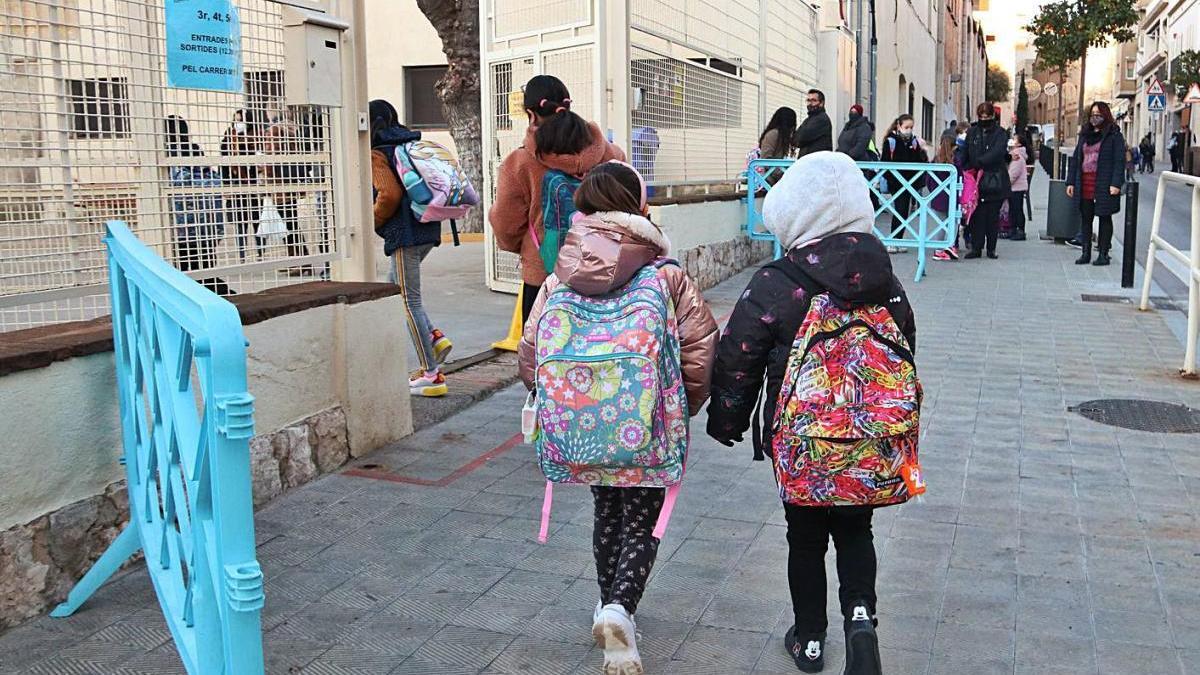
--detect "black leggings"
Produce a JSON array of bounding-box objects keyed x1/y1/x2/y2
[
  {"x1": 521, "y1": 282, "x2": 541, "y2": 325},
  {"x1": 1008, "y1": 190, "x2": 1027, "y2": 233},
  {"x1": 785, "y1": 504, "x2": 877, "y2": 634},
  {"x1": 890, "y1": 191, "x2": 914, "y2": 238},
  {"x1": 969, "y1": 199, "x2": 1003, "y2": 254},
  {"x1": 592, "y1": 486, "x2": 666, "y2": 614},
  {"x1": 1079, "y1": 199, "x2": 1114, "y2": 253}
]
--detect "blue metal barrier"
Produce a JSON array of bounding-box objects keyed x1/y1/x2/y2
[
  {"x1": 745, "y1": 159, "x2": 962, "y2": 281},
  {"x1": 51, "y1": 221, "x2": 264, "y2": 674}
]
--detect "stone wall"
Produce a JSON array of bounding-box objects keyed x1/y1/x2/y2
[
  {"x1": 0, "y1": 406, "x2": 351, "y2": 632},
  {"x1": 678, "y1": 235, "x2": 774, "y2": 291}
]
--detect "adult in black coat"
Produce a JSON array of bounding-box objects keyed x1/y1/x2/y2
[
  {"x1": 836, "y1": 104, "x2": 875, "y2": 161},
  {"x1": 963, "y1": 102, "x2": 1010, "y2": 259},
  {"x1": 792, "y1": 89, "x2": 833, "y2": 158},
  {"x1": 1066, "y1": 102, "x2": 1126, "y2": 266}
]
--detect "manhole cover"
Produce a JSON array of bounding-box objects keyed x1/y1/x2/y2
[{"x1": 1068, "y1": 399, "x2": 1200, "y2": 433}]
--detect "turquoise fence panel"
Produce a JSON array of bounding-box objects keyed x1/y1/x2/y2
[
  {"x1": 51, "y1": 221, "x2": 264, "y2": 674},
  {"x1": 745, "y1": 159, "x2": 962, "y2": 282}
]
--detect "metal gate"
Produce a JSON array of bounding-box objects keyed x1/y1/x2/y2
[
  {"x1": 480, "y1": 0, "x2": 605, "y2": 293},
  {"x1": 478, "y1": 0, "x2": 821, "y2": 292},
  {"x1": 0, "y1": 0, "x2": 362, "y2": 332}
]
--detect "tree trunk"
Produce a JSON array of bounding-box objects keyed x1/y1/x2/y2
[
  {"x1": 416, "y1": 0, "x2": 484, "y2": 234},
  {"x1": 1076, "y1": 50, "x2": 1088, "y2": 148}
]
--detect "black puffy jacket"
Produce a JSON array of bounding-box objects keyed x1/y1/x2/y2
[{"x1": 706, "y1": 233, "x2": 917, "y2": 458}]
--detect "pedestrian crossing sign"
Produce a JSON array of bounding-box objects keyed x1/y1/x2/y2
[{"x1": 1148, "y1": 78, "x2": 1167, "y2": 112}]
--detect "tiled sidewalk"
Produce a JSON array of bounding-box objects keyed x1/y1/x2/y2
[{"x1": 3, "y1": 225, "x2": 1199, "y2": 674}]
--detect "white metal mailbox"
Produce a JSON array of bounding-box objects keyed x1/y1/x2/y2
[{"x1": 283, "y1": 7, "x2": 348, "y2": 107}]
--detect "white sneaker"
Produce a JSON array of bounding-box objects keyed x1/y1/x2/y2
[
  {"x1": 593, "y1": 603, "x2": 643, "y2": 675},
  {"x1": 409, "y1": 370, "x2": 447, "y2": 397}
]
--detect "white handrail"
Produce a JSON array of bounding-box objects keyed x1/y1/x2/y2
[{"x1": 1139, "y1": 171, "x2": 1200, "y2": 378}]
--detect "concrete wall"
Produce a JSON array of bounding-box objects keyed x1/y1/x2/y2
[
  {"x1": 0, "y1": 295, "x2": 413, "y2": 534},
  {"x1": 363, "y1": 0, "x2": 456, "y2": 153},
  {"x1": 873, "y1": 0, "x2": 939, "y2": 141}
]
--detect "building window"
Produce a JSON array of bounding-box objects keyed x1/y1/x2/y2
[
  {"x1": 67, "y1": 77, "x2": 129, "y2": 139},
  {"x1": 1125, "y1": 58, "x2": 1136, "y2": 80},
  {"x1": 405, "y1": 65, "x2": 448, "y2": 129},
  {"x1": 922, "y1": 98, "x2": 934, "y2": 140}
]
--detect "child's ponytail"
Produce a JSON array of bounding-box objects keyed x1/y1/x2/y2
[{"x1": 524, "y1": 75, "x2": 593, "y2": 158}]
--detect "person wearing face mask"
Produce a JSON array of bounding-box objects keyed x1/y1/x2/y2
[
  {"x1": 792, "y1": 89, "x2": 833, "y2": 158},
  {"x1": 1065, "y1": 102, "x2": 1126, "y2": 266},
  {"x1": 880, "y1": 114, "x2": 928, "y2": 253},
  {"x1": 1006, "y1": 134, "x2": 1029, "y2": 241},
  {"x1": 837, "y1": 104, "x2": 875, "y2": 161},
  {"x1": 220, "y1": 110, "x2": 262, "y2": 261},
  {"x1": 963, "y1": 101, "x2": 1010, "y2": 259}
]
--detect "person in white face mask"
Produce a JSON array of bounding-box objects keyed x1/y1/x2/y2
[
  {"x1": 220, "y1": 109, "x2": 262, "y2": 260},
  {"x1": 879, "y1": 114, "x2": 929, "y2": 252}
]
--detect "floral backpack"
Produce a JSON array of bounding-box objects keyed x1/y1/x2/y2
[
  {"x1": 532, "y1": 260, "x2": 687, "y2": 542},
  {"x1": 771, "y1": 291, "x2": 924, "y2": 507},
  {"x1": 392, "y1": 139, "x2": 480, "y2": 223}
]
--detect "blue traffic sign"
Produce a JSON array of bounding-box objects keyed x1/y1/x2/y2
[{"x1": 1149, "y1": 93, "x2": 1167, "y2": 112}]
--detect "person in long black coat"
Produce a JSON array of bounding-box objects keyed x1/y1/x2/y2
[
  {"x1": 1066, "y1": 102, "x2": 1126, "y2": 266},
  {"x1": 963, "y1": 102, "x2": 1010, "y2": 259}
]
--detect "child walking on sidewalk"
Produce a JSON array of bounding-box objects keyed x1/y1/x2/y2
[
  {"x1": 707, "y1": 152, "x2": 921, "y2": 675},
  {"x1": 519, "y1": 162, "x2": 718, "y2": 674}
]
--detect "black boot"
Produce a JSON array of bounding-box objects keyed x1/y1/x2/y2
[
  {"x1": 1093, "y1": 251, "x2": 1111, "y2": 266},
  {"x1": 843, "y1": 604, "x2": 881, "y2": 675},
  {"x1": 1011, "y1": 230, "x2": 1027, "y2": 241},
  {"x1": 1075, "y1": 242, "x2": 1092, "y2": 265},
  {"x1": 785, "y1": 626, "x2": 826, "y2": 673}
]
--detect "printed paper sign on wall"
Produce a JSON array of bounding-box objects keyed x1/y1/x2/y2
[{"x1": 166, "y1": 0, "x2": 243, "y2": 92}]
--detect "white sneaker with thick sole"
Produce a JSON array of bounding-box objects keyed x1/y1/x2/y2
[{"x1": 593, "y1": 603, "x2": 642, "y2": 675}]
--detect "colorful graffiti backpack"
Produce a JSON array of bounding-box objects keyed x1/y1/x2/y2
[
  {"x1": 771, "y1": 292, "x2": 924, "y2": 507},
  {"x1": 532, "y1": 169, "x2": 582, "y2": 273},
  {"x1": 532, "y1": 260, "x2": 687, "y2": 542},
  {"x1": 392, "y1": 140, "x2": 480, "y2": 223}
]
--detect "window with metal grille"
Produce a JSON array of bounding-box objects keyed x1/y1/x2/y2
[
  {"x1": 922, "y1": 98, "x2": 934, "y2": 141},
  {"x1": 67, "y1": 77, "x2": 130, "y2": 139},
  {"x1": 405, "y1": 65, "x2": 448, "y2": 129}
]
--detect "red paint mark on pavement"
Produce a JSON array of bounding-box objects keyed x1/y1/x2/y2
[{"x1": 344, "y1": 432, "x2": 524, "y2": 487}]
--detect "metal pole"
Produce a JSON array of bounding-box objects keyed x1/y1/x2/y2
[
  {"x1": 868, "y1": 0, "x2": 877, "y2": 121},
  {"x1": 1122, "y1": 180, "x2": 1138, "y2": 288}
]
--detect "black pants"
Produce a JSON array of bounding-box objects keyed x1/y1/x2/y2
[
  {"x1": 226, "y1": 194, "x2": 262, "y2": 260},
  {"x1": 890, "y1": 190, "x2": 913, "y2": 238},
  {"x1": 1007, "y1": 190, "x2": 1027, "y2": 233},
  {"x1": 1079, "y1": 199, "x2": 1113, "y2": 253},
  {"x1": 1171, "y1": 151, "x2": 1183, "y2": 173},
  {"x1": 521, "y1": 282, "x2": 541, "y2": 325},
  {"x1": 784, "y1": 504, "x2": 877, "y2": 634},
  {"x1": 969, "y1": 199, "x2": 1003, "y2": 254},
  {"x1": 592, "y1": 486, "x2": 665, "y2": 614},
  {"x1": 277, "y1": 197, "x2": 309, "y2": 259}
]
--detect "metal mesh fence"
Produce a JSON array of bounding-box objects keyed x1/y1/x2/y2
[
  {"x1": 492, "y1": 0, "x2": 592, "y2": 41},
  {"x1": 0, "y1": 0, "x2": 341, "y2": 332},
  {"x1": 630, "y1": 44, "x2": 759, "y2": 185}
]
